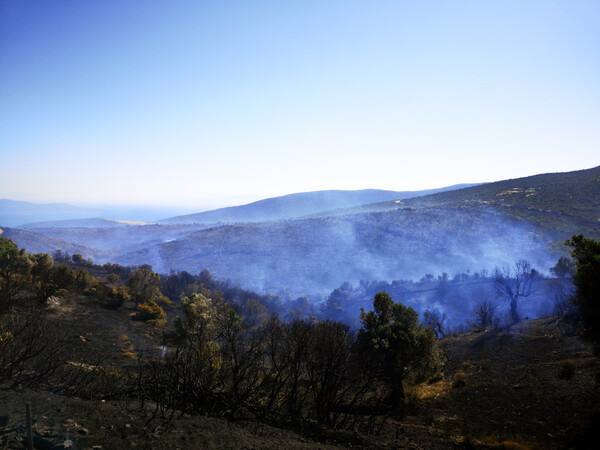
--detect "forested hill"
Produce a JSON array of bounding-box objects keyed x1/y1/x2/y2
[
  {"x1": 405, "y1": 165, "x2": 600, "y2": 208},
  {"x1": 404, "y1": 165, "x2": 600, "y2": 239},
  {"x1": 119, "y1": 206, "x2": 555, "y2": 296},
  {"x1": 158, "y1": 185, "x2": 479, "y2": 225},
  {"x1": 324, "y1": 166, "x2": 600, "y2": 239}
]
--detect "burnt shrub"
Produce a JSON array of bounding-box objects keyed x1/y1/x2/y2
[{"x1": 559, "y1": 360, "x2": 576, "y2": 380}]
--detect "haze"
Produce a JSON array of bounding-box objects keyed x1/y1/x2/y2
[{"x1": 1, "y1": 1, "x2": 599, "y2": 206}]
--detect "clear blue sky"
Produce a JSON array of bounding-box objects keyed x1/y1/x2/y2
[{"x1": 1, "y1": 0, "x2": 599, "y2": 207}]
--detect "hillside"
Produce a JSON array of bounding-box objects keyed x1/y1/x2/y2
[
  {"x1": 5, "y1": 223, "x2": 208, "y2": 255},
  {"x1": 1, "y1": 297, "x2": 597, "y2": 449},
  {"x1": 396, "y1": 166, "x2": 600, "y2": 239},
  {"x1": 5, "y1": 167, "x2": 597, "y2": 298},
  {"x1": 0, "y1": 227, "x2": 111, "y2": 261},
  {"x1": 305, "y1": 166, "x2": 600, "y2": 240},
  {"x1": 118, "y1": 205, "x2": 557, "y2": 296},
  {"x1": 158, "y1": 185, "x2": 479, "y2": 225}
]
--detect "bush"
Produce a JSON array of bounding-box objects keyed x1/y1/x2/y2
[
  {"x1": 558, "y1": 360, "x2": 576, "y2": 380},
  {"x1": 134, "y1": 301, "x2": 166, "y2": 323},
  {"x1": 101, "y1": 286, "x2": 131, "y2": 310},
  {"x1": 452, "y1": 370, "x2": 467, "y2": 388}
]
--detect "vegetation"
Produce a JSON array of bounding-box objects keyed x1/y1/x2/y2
[
  {"x1": 403, "y1": 165, "x2": 600, "y2": 240},
  {"x1": 493, "y1": 260, "x2": 538, "y2": 324},
  {"x1": 1, "y1": 236, "x2": 599, "y2": 448},
  {"x1": 567, "y1": 234, "x2": 600, "y2": 347},
  {"x1": 358, "y1": 292, "x2": 439, "y2": 407}
]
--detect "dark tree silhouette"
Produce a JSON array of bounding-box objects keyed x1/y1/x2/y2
[
  {"x1": 357, "y1": 292, "x2": 438, "y2": 408},
  {"x1": 493, "y1": 260, "x2": 537, "y2": 324},
  {"x1": 567, "y1": 235, "x2": 600, "y2": 346}
]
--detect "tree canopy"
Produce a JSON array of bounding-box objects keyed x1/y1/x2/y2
[
  {"x1": 567, "y1": 235, "x2": 600, "y2": 346},
  {"x1": 357, "y1": 292, "x2": 438, "y2": 408}
]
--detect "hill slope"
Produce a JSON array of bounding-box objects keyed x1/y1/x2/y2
[
  {"x1": 118, "y1": 205, "x2": 556, "y2": 296},
  {"x1": 159, "y1": 185, "x2": 479, "y2": 225},
  {"x1": 13, "y1": 223, "x2": 208, "y2": 255},
  {"x1": 395, "y1": 166, "x2": 600, "y2": 239},
  {"x1": 0, "y1": 227, "x2": 111, "y2": 261},
  {"x1": 1, "y1": 307, "x2": 596, "y2": 449}
]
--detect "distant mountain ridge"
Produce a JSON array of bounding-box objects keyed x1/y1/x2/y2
[
  {"x1": 21, "y1": 218, "x2": 153, "y2": 229},
  {"x1": 159, "y1": 185, "x2": 480, "y2": 225},
  {"x1": 0, "y1": 199, "x2": 102, "y2": 227},
  {"x1": 3, "y1": 166, "x2": 598, "y2": 297},
  {"x1": 0, "y1": 199, "x2": 202, "y2": 227}
]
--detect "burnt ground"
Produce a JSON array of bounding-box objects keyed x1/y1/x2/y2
[{"x1": 1, "y1": 296, "x2": 599, "y2": 449}]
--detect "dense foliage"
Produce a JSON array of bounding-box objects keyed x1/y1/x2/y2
[
  {"x1": 0, "y1": 238, "x2": 446, "y2": 432},
  {"x1": 358, "y1": 292, "x2": 438, "y2": 406},
  {"x1": 567, "y1": 235, "x2": 600, "y2": 346}
]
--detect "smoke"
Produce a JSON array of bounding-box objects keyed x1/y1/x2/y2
[{"x1": 113, "y1": 204, "x2": 560, "y2": 300}]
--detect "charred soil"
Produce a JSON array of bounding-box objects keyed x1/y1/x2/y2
[{"x1": 1, "y1": 297, "x2": 598, "y2": 449}]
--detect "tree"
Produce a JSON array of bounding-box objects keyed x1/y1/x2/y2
[
  {"x1": 493, "y1": 259, "x2": 537, "y2": 324},
  {"x1": 422, "y1": 308, "x2": 447, "y2": 338},
  {"x1": 128, "y1": 268, "x2": 168, "y2": 305},
  {"x1": 469, "y1": 300, "x2": 498, "y2": 330},
  {"x1": 174, "y1": 292, "x2": 217, "y2": 340},
  {"x1": 0, "y1": 238, "x2": 34, "y2": 306},
  {"x1": 305, "y1": 321, "x2": 353, "y2": 425},
  {"x1": 566, "y1": 235, "x2": 600, "y2": 346},
  {"x1": 549, "y1": 256, "x2": 575, "y2": 316},
  {"x1": 357, "y1": 292, "x2": 438, "y2": 408}
]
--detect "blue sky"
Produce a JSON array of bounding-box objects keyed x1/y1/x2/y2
[{"x1": 1, "y1": 0, "x2": 599, "y2": 207}]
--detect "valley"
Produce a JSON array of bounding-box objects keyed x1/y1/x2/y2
[{"x1": 2, "y1": 167, "x2": 597, "y2": 304}]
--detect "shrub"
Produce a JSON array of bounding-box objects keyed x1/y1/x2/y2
[
  {"x1": 558, "y1": 360, "x2": 576, "y2": 380},
  {"x1": 452, "y1": 370, "x2": 467, "y2": 388},
  {"x1": 134, "y1": 300, "x2": 166, "y2": 323}
]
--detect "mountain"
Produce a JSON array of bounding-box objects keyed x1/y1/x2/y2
[
  {"x1": 118, "y1": 206, "x2": 556, "y2": 296},
  {"x1": 400, "y1": 166, "x2": 600, "y2": 239},
  {"x1": 115, "y1": 167, "x2": 600, "y2": 295},
  {"x1": 0, "y1": 200, "x2": 206, "y2": 227},
  {"x1": 0, "y1": 227, "x2": 111, "y2": 261},
  {"x1": 0, "y1": 199, "x2": 102, "y2": 227},
  {"x1": 5, "y1": 167, "x2": 597, "y2": 297},
  {"x1": 158, "y1": 185, "x2": 480, "y2": 225},
  {"x1": 21, "y1": 218, "x2": 153, "y2": 229}
]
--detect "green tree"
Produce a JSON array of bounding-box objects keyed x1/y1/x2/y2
[
  {"x1": 0, "y1": 238, "x2": 34, "y2": 306},
  {"x1": 174, "y1": 292, "x2": 217, "y2": 340},
  {"x1": 567, "y1": 235, "x2": 600, "y2": 346},
  {"x1": 357, "y1": 292, "x2": 438, "y2": 408},
  {"x1": 128, "y1": 268, "x2": 168, "y2": 304}
]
